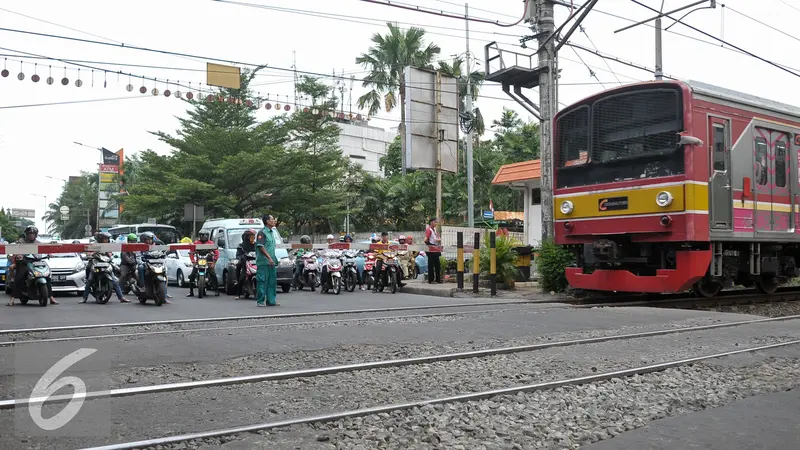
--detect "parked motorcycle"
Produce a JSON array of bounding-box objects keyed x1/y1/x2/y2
[
  {"x1": 86, "y1": 253, "x2": 114, "y2": 304},
  {"x1": 15, "y1": 254, "x2": 51, "y2": 307},
  {"x1": 294, "y1": 252, "x2": 319, "y2": 291},
  {"x1": 375, "y1": 251, "x2": 400, "y2": 294},
  {"x1": 193, "y1": 249, "x2": 219, "y2": 298},
  {"x1": 240, "y1": 251, "x2": 258, "y2": 299},
  {"x1": 320, "y1": 250, "x2": 343, "y2": 295},
  {"x1": 363, "y1": 252, "x2": 377, "y2": 291},
  {"x1": 133, "y1": 250, "x2": 168, "y2": 306},
  {"x1": 342, "y1": 250, "x2": 358, "y2": 292}
]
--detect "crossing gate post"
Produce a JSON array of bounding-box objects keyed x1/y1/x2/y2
[
  {"x1": 456, "y1": 232, "x2": 464, "y2": 291},
  {"x1": 490, "y1": 231, "x2": 497, "y2": 297},
  {"x1": 472, "y1": 232, "x2": 480, "y2": 293}
]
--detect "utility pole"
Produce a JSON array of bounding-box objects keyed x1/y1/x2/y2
[
  {"x1": 537, "y1": 0, "x2": 555, "y2": 241},
  {"x1": 614, "y1": 1, "x2": 713, "y2": 80},
  {"x1": 435, "y1": 71, "x2": 443, "y2": 231},
  {"x1": 465, "y1": 3, "x2": 475, "y2": 228}
]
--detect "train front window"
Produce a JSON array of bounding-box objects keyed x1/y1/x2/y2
[{"x1": 555, "y1": 86, "x2": 684, "y2": 188}]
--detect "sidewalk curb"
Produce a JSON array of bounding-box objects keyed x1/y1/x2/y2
[{"x1": 401, "y1": 285, "x2": 457, "y2": 297}]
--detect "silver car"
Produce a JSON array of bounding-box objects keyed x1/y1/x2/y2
[{"x1": 46, "y1": 252, "x2": 87, "y2": 294}]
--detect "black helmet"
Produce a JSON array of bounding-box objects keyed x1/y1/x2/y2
[
  {"x1": 300, "y1": 235, "x2": 311, "y2": 244},
  {"x1": 140, "y1": 232, "x2": 155, "y2": 243},
  {"x1": 198, "y1": 231, "x2": 210, "y2": 241},
  {"x1": 95, "y1": 232, "x2": 112, "y2": 244},
  {"x1": 24, "y1": 225, "x2": 38, "y2": 236}
]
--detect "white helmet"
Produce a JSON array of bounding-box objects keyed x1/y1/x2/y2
[
  {"x1": 419, "y1": 251, "x2": 426, "y2": 257},
  {"x1": 398, "y1": 235, "x2": 406, "y2": 240},
  {"x1": 327, "y1": 234, "x2": 334, "y2": 240}
]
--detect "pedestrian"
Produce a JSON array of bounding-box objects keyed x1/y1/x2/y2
[
  {"x1": 255, "y1": 214, "x2": 279, "y2": 307},
  {"x1": 424, "y1": 218, "x2": 442, "y2": 284}
]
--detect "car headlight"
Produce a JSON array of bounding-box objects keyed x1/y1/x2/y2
[
  {"x1": 184, "y1": 261, "x2": 192, "y2": 267},
  {"x1": 75, "y1": 262, "x2": 86, "y2": 272},
  {"x1": 560, "y1": 200, "x2": 574, "y2": 215},
  {"x1": 656, "y1": 191, "x2": 673, "y2": 207},
  {"x1": 279, "y1": 258, "x2": 292, "y2": 267}
]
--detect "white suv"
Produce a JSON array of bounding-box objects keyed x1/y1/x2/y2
[{"x1": 46, "y1": 252, "x2": 87, "y2": 295}]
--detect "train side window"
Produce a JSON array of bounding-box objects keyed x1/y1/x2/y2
[
  {"x1": 713, "y1": 125, "x2": 726, "y2": 171},
  {"x1": 755, "y1": 137, "x2": 768, "y2": 186},
  {"x1": 776, "y1": 139, "x2": 787, "y2": 188}
]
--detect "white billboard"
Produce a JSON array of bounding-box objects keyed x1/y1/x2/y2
[{"x1": 403, "y1": 66, "x2": 459, "y2": 173}]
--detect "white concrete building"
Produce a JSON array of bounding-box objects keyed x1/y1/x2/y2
[{"x1": 335, "y1": 119, "x2": 397, "y2": 176}]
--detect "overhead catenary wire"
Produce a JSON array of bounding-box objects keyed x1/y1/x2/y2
[
  {"x1": 723, "y1": 3, "x2": 800, "y2": 45},
  {"x1": 355, "y1": 0, "x2": 529, "y2": 27},
  {"x1": 629, "y1": 0, "x2": 800, "y2": 79}
]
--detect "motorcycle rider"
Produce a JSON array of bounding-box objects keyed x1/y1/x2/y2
[
  {"x1": 234, "y1": 229, "x2": 257, "y2": 299},
  {"x1": 187, "y1": 230, "x2": 219, "y2": 297},
  {"x1": 7, "y1": 225, "x2": 59, "y2": 306},
  {"x1": 81, "y1": 232, "x2": 129, "y2": 303},
  {"x1": 136, "y1": 231, "x2": 171, "y2": 304},
  {"x1": 119, "y1": 233, "x2": 139, "y2": 292},
  {"x1": 292, "y1": 235, "x2": 312, "y2": 290},
  {"x1": 373, "y1": 231, "x2": 406, "y2": 292},
  {"x1": 326, "y1": 234, "x2": 336, "y2": 245}
]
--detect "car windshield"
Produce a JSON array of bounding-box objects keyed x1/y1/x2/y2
[
  {"x1": 47, "y1": 253, "x2": 79, "y2": 258},
  {"x1": 178, "y1": 250, "x2": 190, "y2": 258},
  {"x1": 138, "y1": 226, "x2": 178, "y2": 244},
  {"x1": 227, "y1": 229, "x2": 287, "y2": 259}
]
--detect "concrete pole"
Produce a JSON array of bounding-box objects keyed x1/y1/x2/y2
[
  {"x1": 537, "y1": 0, "x2": 555, "y2": 241},
  {"x1": 435, "y1": 71, "x2": 443, "y2": 229},
  {"x1": 655, "y1": 17, "x2": 663, "y2": 79},
  {"x1": 465, "y1": 3, "x2": 475, "y2": 228}
]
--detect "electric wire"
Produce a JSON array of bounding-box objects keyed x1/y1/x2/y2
[
  {"x1": 723, "y1": 3, "x2": 800, "y2": 45},
  {"x1": 578, "y1": 25, "x2": 622, "y2": 84},
  {"x1": 776, "y1": 0, "x2": 800, "y2": 14},
  {"x1": 0, "y1": 95, "x2": 153, "y2": 110},
  {"x1": 567, "y1": 45, "x2": 605, "y2": 89},
  {"x1": 430, "y1": 0, "x2": 520, "y2": 20},
  {"x1": 629, "y1": 0, "x2": 800, "y2": 78},
  {"x1": 354, "y1": 0, "x2": 529, "y2": 27}
]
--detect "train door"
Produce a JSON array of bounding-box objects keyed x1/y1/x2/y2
[
  {"x1": 709, "y1": 118, "x2": 732, "y2": 229},
  {"x1": 754, "y1": 128, "x2": 791, "y2": 232}
]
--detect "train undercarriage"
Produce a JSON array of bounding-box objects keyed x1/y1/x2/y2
[{"x1": 567, "y1": 239, "x2": 800, "y2": 298}]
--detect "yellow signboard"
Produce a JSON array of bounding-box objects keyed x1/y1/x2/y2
[
  {"x1": 207, "y1": 63, "x2": 241, "y2": 89},
  {"x1": 100, "y1": 173, "x2": 116, "y2": 183}
]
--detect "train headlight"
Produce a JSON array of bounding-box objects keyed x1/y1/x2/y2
[
  {"x1": 656, "y1": 191, "x2": 673, "y2": 207},
  {"x1": 559, "y1": 200, "x2": 574, "y2": 215}
]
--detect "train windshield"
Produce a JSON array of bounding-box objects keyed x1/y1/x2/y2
[{"x1": 555, "y1": 85, "x2": 685, "y2": 188}]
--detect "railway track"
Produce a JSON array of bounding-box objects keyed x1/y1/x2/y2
[
  {"x1": 77, "y1": 338, "x2": 800, "y2": 450},
  {"x1": 566, "y1": 285, "x2": 800, "y2": 310},
  {"x1": 1, "y1": 313, "x2": 798, "y2": 450}
]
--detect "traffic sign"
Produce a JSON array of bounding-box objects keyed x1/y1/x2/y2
[
  {"x1": 482, "y1": 210, "x2": 494, "y2": 219},
  {"x1": 59, "y1": 206, "x2": 70, "y2": 215},
  {"x1": 84, "y1": 224, "x2": 92, "y2": 232},
  {"x1": 11, "y1": 208, "x2": 35, "y2": 218}
]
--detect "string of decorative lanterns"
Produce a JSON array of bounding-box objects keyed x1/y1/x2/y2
[{"x1": 0, "y1": 57, "x2": 370, "y2": 120}]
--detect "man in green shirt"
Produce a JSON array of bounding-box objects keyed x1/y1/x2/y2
[{"x1": 255, "y1": 214, "x2": 279, "y2": 307}]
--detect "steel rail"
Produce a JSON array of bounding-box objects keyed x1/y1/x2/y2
[
  {"x1": 80, "y1": 338, "x2": 800, "y2": 450},
  {"x1": 0, "y1": 300, "x2": 549, "y2": 335},
  {"x1": 4, "y1": 313, "x2": 799, "y2": 410},
  {"x1": 569, "y1": 289, "x2": 800, "y2": 309},
  {"x1": 0, "y1": 307, "x2": 529, "y2": 347}
]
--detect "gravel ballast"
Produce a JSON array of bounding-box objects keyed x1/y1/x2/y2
[
  {"x1": 2, "y1": 322, "x2": 798, "y2": 449},
  {"x1": 187, "y1": 354, "x2": 800, "y2": 450}
]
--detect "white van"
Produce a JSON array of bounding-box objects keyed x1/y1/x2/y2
[{"x1": 200, "y1": 218, "x2": 291, "y2": 294}]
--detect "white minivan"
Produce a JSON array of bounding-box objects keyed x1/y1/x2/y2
[{"x1": 199, "y1": 218, "x2": 292, "y2": 294}]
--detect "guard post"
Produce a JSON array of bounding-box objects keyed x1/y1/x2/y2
[
  {"x1": 456, "y1": 232, "x2": 464, "y2": 291},
  {"x1": 472, "y1": 232, "x2": 480, "y2": 293},
  {"x1": 490, "y1": 231, "x2": 497, "y2": 296}
]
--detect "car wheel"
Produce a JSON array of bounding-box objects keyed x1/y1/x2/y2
[{"x1": 177, "y1": 271, "x2": 185, "y2": 288}]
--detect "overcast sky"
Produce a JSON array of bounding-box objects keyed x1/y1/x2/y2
[{"x1": 0, "y1": 0, "x2": 795, "y2": 232}]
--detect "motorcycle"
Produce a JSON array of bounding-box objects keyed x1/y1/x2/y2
[
  {"x1": 295, "y1": 252, "x2": 319, "y2": 291},
  {"x1": 193, "y1": 249, "x2": 219, "y2": 298},
  {"x1": 363, "y1": 252, "x2": 377, "y2": 290},
  {"x1": 87, "y1": 253, "x2": 114, "y2": 304},
  {"x1": 133, "y1": 250, "x2": 168, "y2": 306},
  {"x1": 240, "y1": 251, "x2": 257, "y2": 299},
  {"x1": 321, "y1": 250, "x2": 343, "y2": 295},
  {"x1": 342, "y1": 250, "x2": 359, "y2": 292},
  {"x1": 397, "y1": 250, "x2": 414, "y2": 281},
  {"x1": 15, "y1": 254, "x2": 51, "y2": 307},
  {"x1": 375, "y1": 251, "x2": 400, "y2": 294}
]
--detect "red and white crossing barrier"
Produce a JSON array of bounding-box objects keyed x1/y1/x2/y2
[
  {"x1": 0, "y1": 243, "x2": 219, "y2": 254},
  {"x1": 0, "y1": 242, "x2": 471, "y2": 255}
]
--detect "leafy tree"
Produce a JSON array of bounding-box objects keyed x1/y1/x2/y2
[
  {"x1": 356, "y1": 23, "x2": 441, "y2": 172},
  {"x1": 0, "y1": 208, "x2": 33, "y2": 241},
  {"x1": 42, "y1": 173, "x2": 98, "y2": 239}
]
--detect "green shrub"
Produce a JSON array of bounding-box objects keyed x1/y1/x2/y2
[
  {"x1": 536, "y1": 240, "x2": 575, "y2": 292},
  {"x1": 479, "y1": 233, "x2": 520, "y2": 284}
]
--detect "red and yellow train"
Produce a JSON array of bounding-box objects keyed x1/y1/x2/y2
[{"x1": 554, "y1": 80, "x2": 800, "y2": 297}]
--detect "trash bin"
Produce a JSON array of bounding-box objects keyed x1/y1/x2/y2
[{"x1": 514, "y1": 245, "x2": 533, "y2": 281}]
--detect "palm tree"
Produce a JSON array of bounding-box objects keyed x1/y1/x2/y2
[
  {"x1": 437, "y1": 57, "x2": 486, "y2": 136},
  {"x1": 356, "y1": 23, "x2": 441, "y2": 172}
]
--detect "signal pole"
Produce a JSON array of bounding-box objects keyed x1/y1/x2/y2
[
  {"x1": 465, "y1": 3, "x2": 475, "y2": 228},
  {"x1": 537, "y1": 0, "x2": 555, "y2": 241}
]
